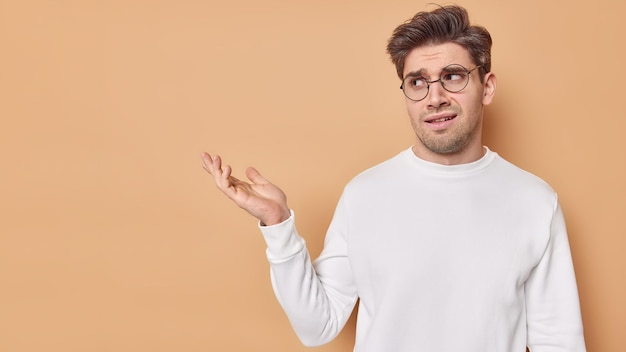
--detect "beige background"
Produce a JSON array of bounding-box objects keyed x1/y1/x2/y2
[{"x1": 0, "y1": 0, "x2": 624, "y2": 351}]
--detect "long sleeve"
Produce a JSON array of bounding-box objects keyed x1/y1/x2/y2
[
  {"x1": 259, "y1": 198, "x2": 358, "y2": 346},
  {"x1": 525, "y1": 200, "x2": 586, "y2": 351},
  {"x1": 255, "y1": 149, "x2": 587, "y2": 351}
]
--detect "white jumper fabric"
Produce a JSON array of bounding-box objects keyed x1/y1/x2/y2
[{"x1": 260, "y1": 147, "x2": 586, "y2": 352}]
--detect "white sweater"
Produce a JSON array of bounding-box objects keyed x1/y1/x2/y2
[{"x1": 260, "y1": 147, "x2": 586, "y2": 352}]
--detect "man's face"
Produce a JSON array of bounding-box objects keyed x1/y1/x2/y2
[{"x1": 402, "y1": 42, "x2": 496, "y2": 164}]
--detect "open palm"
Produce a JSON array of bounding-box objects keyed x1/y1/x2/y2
[{"x1": 201, "y1": 152, "x2": 291, "y2": 226}]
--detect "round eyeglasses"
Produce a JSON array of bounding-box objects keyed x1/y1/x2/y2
[{"x1": 400, "y1": 64, "x2": 482, "y2": 102}]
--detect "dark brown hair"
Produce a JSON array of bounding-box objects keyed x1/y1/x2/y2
[{"x1": 386, "y1": 5, "x2": 492, "y2": 82}]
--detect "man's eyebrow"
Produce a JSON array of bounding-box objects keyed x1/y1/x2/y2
[
  {"x1": 403, "y1": 69, "x2": 426, "y2": 79},
  {"x1": 404, "y1": 64, "x2": 469, "y2": 79},
  {"x1": 442, "y1": 65, "x2": 467, "y2": 73}
]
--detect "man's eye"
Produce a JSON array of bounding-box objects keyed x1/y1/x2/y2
[
  {"x1": 442, "y1": 73, "x2": 465, "y2": 82},
  {"x1": 410, "y1": 78, "x2": 426, "y2": 88}
]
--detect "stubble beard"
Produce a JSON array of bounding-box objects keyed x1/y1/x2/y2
[{"x1": 412, "y1": 108, "x2": 480, "y2": 155}]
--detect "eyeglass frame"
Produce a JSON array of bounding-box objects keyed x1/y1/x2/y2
[{"x1": 399, "y1": 64, "x2": 483, "y2": 102}]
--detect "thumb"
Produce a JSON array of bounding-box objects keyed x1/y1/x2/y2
[{"x1": 246, "y1": 167, "x2": 269, "y2": 185}]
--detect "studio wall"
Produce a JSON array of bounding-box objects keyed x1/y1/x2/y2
[{"x1": 1, "y1": 0, "x2": 624, "y2": 351}]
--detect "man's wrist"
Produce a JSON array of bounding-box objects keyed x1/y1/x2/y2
[{"x1": 260, "y1": 208, "x2": 291, "y2": 227}]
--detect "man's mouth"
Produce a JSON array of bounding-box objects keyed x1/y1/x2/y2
[
  {"x1": 427, "y1": 116, "x2": 455, "y2": 123},
  {"x1": 425, "y1": 113, "x2": 457, "y2": 123}
]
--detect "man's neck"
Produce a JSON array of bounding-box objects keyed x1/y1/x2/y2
[{"x1": 411, "y1": 144, "x2": 486, "y2": 165}]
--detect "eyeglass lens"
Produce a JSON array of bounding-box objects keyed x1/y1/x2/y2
[{"x1": 401, "y1": 64, "x2": 475, "y2": 101}]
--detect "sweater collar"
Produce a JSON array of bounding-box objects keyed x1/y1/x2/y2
[{"x1": 405, "y1": 146, "x2": 497, "y2": 176}]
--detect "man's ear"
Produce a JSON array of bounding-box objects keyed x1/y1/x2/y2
[{"x1": 482, "y1": 72, "x2": 496, "y2": 105}]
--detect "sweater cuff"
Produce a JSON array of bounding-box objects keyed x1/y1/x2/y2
[{"x1": 258, "y1": 209, "x2": 305, "y2": 261}]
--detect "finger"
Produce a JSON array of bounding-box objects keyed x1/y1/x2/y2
[
  {"x1": 209, "y1": 155, "x2": 224, "y2": 180},
  {"x1": 222, "y1": 164, "x2": 232, "y2": 181},
  {"x1": 218, "y1": 166, "x2": 244, "y2": 199},
  {"x1": 203, "y1": 153, "x2": 231, "y2": 197},
  {"x1": 201, "y1": 153, "x2": 223, "y2": 178},
  {"x1": 201, "y1": 152, "x2": 214, "y2": 174},
  {"x1": 212, "y1": 154, "x2": 222, "y2": 171},
  {"x1": 246, "y1": 167, "x2": 269, "y2": 185},
  {"x1": 214, "y1": 163, "x2": 232, "y2": 191}
]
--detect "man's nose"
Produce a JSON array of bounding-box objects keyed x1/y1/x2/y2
[{"x1": 426, "y1": 80, "x2": 450, "y2": 108}]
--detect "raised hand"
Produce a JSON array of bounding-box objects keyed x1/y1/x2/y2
[{"x1": 201, "y1": 152, "x2": 291, "y2": 226}]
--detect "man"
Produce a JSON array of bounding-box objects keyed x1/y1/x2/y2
[{"x1": 202, "y1": 5, "x2": 586, "y2": 351}]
